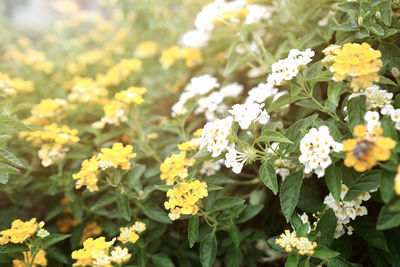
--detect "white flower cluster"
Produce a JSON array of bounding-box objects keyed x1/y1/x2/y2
[
  {"x1": 200, "y1": 159, "x2": 224, "y2": 176},
  {"x1": 364, "y1": 111, "x2": 381, "y2": 133},
  {"x1": 195, "y1": 82, "x2": 243, "y2": 121},
  {"x1": 299, "y1": 126, "x2": 342, "y2": 178},
  {"x1": 267, "y1": 48, "x2": 315, "y2": 86},
  {"x1": 323, "y1": 184, "x2": 371, "y2": 238},
  {"x1": 300, "y1": 212, "x2": 312, "y2": 234},
  {"x1": 171, "y1": 75, "x2": 219, "y2": 117},
  {"x1": 181, "y1": 0, "x2": 271, "y2": 49},
  {"x1": 200, "y1": 116, "x2": 233, "y2": 157},
  {"x1": 224, "y1": 145, "x2": 249, "y2": 173},
  {"x1": 348, "y1": 85, "x2": 393, "y2": 112},
  {"x1": 246, "y1": 82, "x2": 282, "y2": 104},
  {"x1": 229, "y1": 102, "x2": 270, "y2": 130}
]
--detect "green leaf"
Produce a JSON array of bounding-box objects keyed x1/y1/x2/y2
[
  {"x1": 0, "y1": 244, "x2": 29, "y2": 253},
  {"x1": 377, "y1": 0, "x2": 392, "y2": 26},
  {"x1": 313, "y1": 245, "x2": 340, "y2": 260},
  {"x1": 338, "y1": 2, "x2": 360, "y2": 19},
  {"x1": 230, "y1": 224, "x2": 241, "y2": 248},
  {"x1": 377, "y1": 200, "x2": 400, "y2": 230},
  {"x1": 325, "y1": 164, "x2": 342, "y2": 203},
  {"x1": 224, "y1": 246, "x2": 242, "y2": 267},
  {"x1": 316, "y1": 209, "x2": 337, "y2": 247},
  {"x1": 347, "y1": 95, "x2": 366, "y2": 131},
  {"x1": 0, "y1": 162, "x2": 20, "y2": 174},
  {"x1": 43, "y1": 234, "x2": 71, "y2": 248},
  {"x1": 267, "y1": 94, "x2": 297, "y2": 112},
  {"x1": 327, "y1": 258, "x2": 355, "y2": 267},
  {"x1": 224, "y1": 53, "x2": 252, "y2": 75},
  {"x1": 379, "y1": 170, "x2": 395, "y2": 204},
  {"x1": 370, "y1": 25, "x2": 384, "y2": 36},
  {"x1": 237, "y1": 204, "x2": 263, "y2": 223},
  {"x1": 379, "y1": 76, "x2": 397, "y2": 86},
  {"x1": 210, "y1": 197, "x2": 245, "y2": 212},
  {"x1": 141, "y1": 202, "x2": 171, "y2": 224},
  {"x1": 117, "y1": 194, "x2": 131, "y2": 221},
  {"x1": 259, "y1": 162, "x2": 278, "y2": 194},
  {"x1": 285, "y1": 254, "x2": 299, "y2": 267},
  {"x1": 280, "y1": 171, "x2": 303, "y2": 222},
  {"x1": 200, "y1": 231, "x2": 217, "y2": 267},
  {"x1": 258, "y1": 130, "x2": 293, "y2": 144},
  {"x1": 193, "y1": 146, "x2": 211, "y2": 160},
  {"x1": 188, "y1": 216, "x2": 199, "y2": 248},
  {"x1": 0, "y1": 115, "x2": 31, "y2": 131},
  {"x1": 151, "y1": 253, "x2": 175, "y2": 267},
  {"x1": 353, "y1": 217, "x2": 388, "y2": 252},
  {"x1": 344, "y1": 170, "x2": 380, "y2": 201},
  {"x1": 327, "y1": 82, "x2": 344, "y2": 107},
  {"x1": 0, "y1": 173, "x2": 8, "y2": 184},
  {"x1": 89, "y1": 194, "x2": 116, "y2": 211},
  {"x1": 0, "y1": 148, "x2": 23, "y2": 168}
]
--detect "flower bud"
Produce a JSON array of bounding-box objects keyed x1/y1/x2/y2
[
  {"x1": 358, "y1": 17, "x2": 363, "y2": 26},
  {"x1": 392, "y1": 67, "x2": 400, "y2": 77},
  {"x1": 375, "y1": 11, "x2": 381, "y2": 19}
]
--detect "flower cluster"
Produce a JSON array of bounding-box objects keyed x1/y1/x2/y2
[
  {"x1": 348, "y1": 85, "x2": 393, "y2": 112},
  {"x1": 299, "y1": 126, "x2": 342, "y2": 177},
  {"x1": 23, "y1": 98, "x2": 70, "y2": 126},
  {"x1": 19, "y1": 123, "x2": 80, "y2": 167},
  {"x1": 93, "y1": 86, "x2": 147, "y2": 128},
  {"x1": 200, "y1": 116, "x2": 233, "y2": 157},
  {"x1": 95, "y1": 57, "x2": 142, "y2": 87},
  {"x1": 324, "y1": 184, "x2": 371, "y2": 238},
  {"x1": 134, "y1": 40, "x2": 159, "y2": 58},
  {"x1": 0, "y1": 218, "x2": 44, "y2": 245},
  {"x1": 164, "y1": 180, "x2": 208, "y2": 220},
  {"x1": 73, "y1": 143, "x2": 136, "y2": 192},
  {"x1": 72, "y1": 236, "x2": 131, "y2": 267},
  {"x1": 229, "y1": 102, "x2": 270, "y2": 130},
  {"x1": 68, "y1": 77, "x2": 108, "y2": 104},
  {"x1": 395, "y1": 165, "x2": 400, "y2": 196},
  {"x1": 118, "y1": 221, "x2": 146, "y2": 244},
  {"x1": 159, "y1": 46, "x2": 203, "y2": 69},
  {"x1": 275, "y1": 230, "x2": 317, "y2": 255},
  {"x1": 329, "y1": 43, "x2": 382, "y2": 92},
  {"x1": 80, "y1": 221, "x2": 102, "y2": 244},
  {"x1": 343, "y1": 125, "x2": 396, "y2": 172},
  {"x1": 0, "y1": 72, "x2": 34, "y2": 96},
  {"x1": 171, "y1": 74, "x2": 220, "y2": 117},
  {"x1": 267, "y1": 48, "x2": 315, "y2": 86},
  {"x1": 160, "y1": 151, "x2": 196, "y2": 185},
  {"x1": 13, "y1": 250, "x2": 47, "y2": 267}
]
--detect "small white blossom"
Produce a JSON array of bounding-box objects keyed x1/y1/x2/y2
[
  {"x1": 200, "y1": 116, "x2": 233, "y2": 157},
  {"x1": 229, "y1": 102, "x2": 270, "y2": 130}
]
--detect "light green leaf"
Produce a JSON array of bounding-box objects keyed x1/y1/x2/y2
[{"x1": 257, "y1": 130, "x2": 293, "y2": 144}]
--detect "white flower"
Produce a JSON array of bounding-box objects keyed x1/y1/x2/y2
[
  {"x1": 391, "y1": 109, "x2": 400, "y2": 122},
  {"x1": 381, "y1": 104, "x2": 394, "y2": 115},
  {"x1": 37, "y1": 228, "x2": 50, "y2": 238},
  {"x1": 246, "y1": 82, "x2": 279, "y2": 104},
  {"x1": 229, "y1": 102, "x2": 269, "y2": 130},
  {"x1": 224, "y1": 145, "x2": 248, "y2": 173},
  {"x1": 186, "y1": 75, "x2": 219, "y2": 96},
  {"x1": 245, "y1": 5, "x2": 271, "y2": 24},
  {"x1": 200, "y1": 159, "x2": 224, "y2": 176},
  {"x1": 220, "y1": 82, "x2": 244, "y2": 98},
  {"x1": 201, "y1": 116, "x2": 233, "y2": 157},
  {"x1": 181, "y1": 29, "x2": 210, "y2": 49}
]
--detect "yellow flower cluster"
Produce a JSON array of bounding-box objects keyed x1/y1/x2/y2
[
  {"x1": 73, "y1": 143, "x2": 136, "y2": 192},
  {"x1": 134, "y1": 41, "x2": 159, "y2": 58},
  {"x1": 92, "y1": 86, "x2": 147, "y2": 129},
  {"x1": 95, "y1": 57, "x2": 142, "y2": 87},
  {"x1": 72, "y1": 236, "x2": 131, "y2": 267},
  {"x1": 114, "y1": 86, "x2": 147, "y2": 105},
  {"x1": 275, "y1": 230, "x2": 317, "y2": 255},
  {"x1": 67, "y1": 77, "x2": 108, "y2": 104},
  {"x1": 23, "y1": 98, "x2": 70, "y2": 126},
  {"x1": 343, "y1": 125, "x2": 396, "y2": 172},
  {"x1": 13, "y1": 250, "x2": 47, "y2": 267},
  {"x1": 178, "y1": 129, "x2": 203, "y2": 152},
  {"x1": 395, "y1": 165, "x2": 400, "y2": 196},
  {"x1": 80, "y1": 221, "x2": 102, "y2": 245},
  {"x1": 19, "y1": 124, "x2": 80, "y2": 167},
  {"x1": 164, "y1": 180, "x2": 208, "y2": 220},
  {"x1": 4, "y1": 41, "x2": 53, "y2": 74},
  {"x1": 117, "y1": 221, "x2": 146, "y2": 244},
  {"x1": 160, "y1": 151, "x2": 196, "y2": 185},
  {"x1": 330, "y1": 43, "x2": 382, "y2": 92},
  {"x1": 0, "y1": 218, "x2": 44, "y2": 245},
  {"x1": 160, "y1": 46, "x2": 203, "y2": 69},
  {"x1": 0, "y1": 72, "x2": 34, "y2": 96}
]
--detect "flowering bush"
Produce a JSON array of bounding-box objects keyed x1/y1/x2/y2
[{"x1": 1, "y1": 0, "x2": 400, "y2": 266}]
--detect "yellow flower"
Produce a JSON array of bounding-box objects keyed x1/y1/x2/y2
[
  {"x1": 395, "y1": 165, "x2": 400, "y2": 196},
  {"x1": 164, "y1": 180, "x2": 208, "y2": 220},
  {"x1": 72, "y1": 236, "x2": 115, "y2": 266},
  {"x1": 0, "y1": 73, "x2": 34, "y2": 96},
  {"x1": 114, "y1": 86, "x2": 147, "y2": 105},
  {"x1": 343, "y1": 125, "x2": 396, "y2": 172},
  {"x1": 160, "y1": 46, "x2": 182, "y2": 69},
  {"x1": 23, "y1": 98, "x2": 69, "y2": 126},
  {"x1": 68, "y1": 77, "x2": 108, "y2": 104},
  {"x1": 160, "y1": 152, "x2": 196, "y2": 185},
  {"x1": 211, "y1": 8, "x2": 249, "y2": 25},
  {"x1": 13, "y1": 250, "x2": 47, "y2": 267},
  {"x1": 134, "y1": 41, "x2": 159, "y2": 58},
  {"x1": 80, "y1": 221, "x2": 102, "y2": 245},
  {"x1": 73, "y1": 156, "x2": 101, "y2": 192},
  {"x1": 110, "y1": 246, "x2": 131, "y2": 265},
  {"x1": 95, "y1": 58, "x2": 142, "y2": 87},
  {"x1": 98, "y1": 143, "x2": 136, "y2": 170},
  {"x1": 118, "y1": 227, "x2": 139, "y2": 244},
  {"x1": 178, "y1": 138, "x2": 201, "y2": 151},
  {"x1": 182, "y1": 48, "x2": 203, "y2": 68},
  {"x1": 92, "y1": 100, "x2": 129, "y2": 129},
  {"x1": 330, "y1": 43, "x2": 382, "y2": 92},
  {"x1": 275, "y1": 230, "x2": 297, "y2": 252},
  {"x1": 0, "y1": 218, "x2": 43, "y2": 245}
]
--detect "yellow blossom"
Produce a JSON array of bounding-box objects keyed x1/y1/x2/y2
[
  {"x1": 164, "y1": 180, "x2": 208, "y2": 220},
  {"x1": 68, "y1": 77, "x2": 108, "y2": 104},
  {"x1": 395, "y1": 165, "x2": 400, "y2": 196},
  {"x1": 13, "y1": 250, "x2": 47, "y2": 267},
  {"x1": 118, "y1": 227, "x2": 139, "y2": 244},
  {"x1": 295, "y1": 237, "x2": 317, "y2": 255},
  {"x1": 110, "y1": 246, "x2": 131, "y2": 265},
  {"x1": 98, "y1": 143, "x2": 136, "y2": 170},
  {"x1": 275, "y1": 230, "x2": 297, "y2": 252},
  {"x1": 23, "y1": 98, "x2": 69, "y2": 126},
  {"x1": 160, "y1": 152, "x2": 196, "y2": 185},
  {"x1": 330, "y1": 43, "x2": 382, "y2": 92},
  {"x1": 73, "y1": 156, "x2": 101, "y2": 192},
  {"x1": 160, "y1": 46, "x2": 182, "y2": 69},
  {"x1": 343, "y1": 125, "x2": 396, "y2": 172},
  {"x1": 72, "y1": 236, "x2": 115, "y2": 266},
  {"x1": 182, "y1": 47, "x2": 203, "y2": 68},
  {"x1": 134, "y1": 41, "x2": 159, "y2": 58},
  {"x1": 114, "y1": 86, "x2": 147, "y2": 105},
  {"x1": 95, "y1": 58, "x2": 142, "y2": 87},
  {"x1": 178, "y1": 138, "x2": 201, "y2": 151},
  {"x1": 0, "y1": 218, "x2": 43, "y2": 245}
]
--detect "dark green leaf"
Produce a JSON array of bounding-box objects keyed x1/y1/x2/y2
[
  {"x1": 259, "y1": 162, "x2": 278, "y2": 194},
  {"x1": 151, "y1": 253, "x2": 175, "y2": 267},
  {"x1": 0, "y1": 244, "x2": 29, "y2": 253},
  {"x1": 117, "y1": 194, "x2": 131, "y2": 221},
  {"x1": 200, "y1": 231, "x2": 217, "y2": 267},
  {"x1": 316, "y1": 209, "x2": 337, "y2": 246},
  {"x1": 188, "y1": 216, "x2": 199, "y2": 248},
  {"x1": 210, "y1": 197, "x2": 245, "y2": 212},
  {"x1": 43, "y1": 234, "x2": 71, "y2": 248},
  {"x1": 237, "y1": 204, "x2": 263, "y2": 223},
  {"x1": 285, "y1": 254, "x2": 299, "y2": 267},
  {"x1": 344, "y1": 170, "x2": 380, "y2": 201},
  {"x1": 325, "y1": 164, "x2": 343, "y2": 203},
  {"x1": 347, "y1": 95, "x2": 366, "y2": 131},
  {"x1": 141, "y1": 202, "x2": 171, "y2": 224},
  {"x1": 280, "y1": 171, "x2": 303, "y2": 222},
  {"x1": 313, "y1": 245, "x2": 340, "y2": 260}
]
